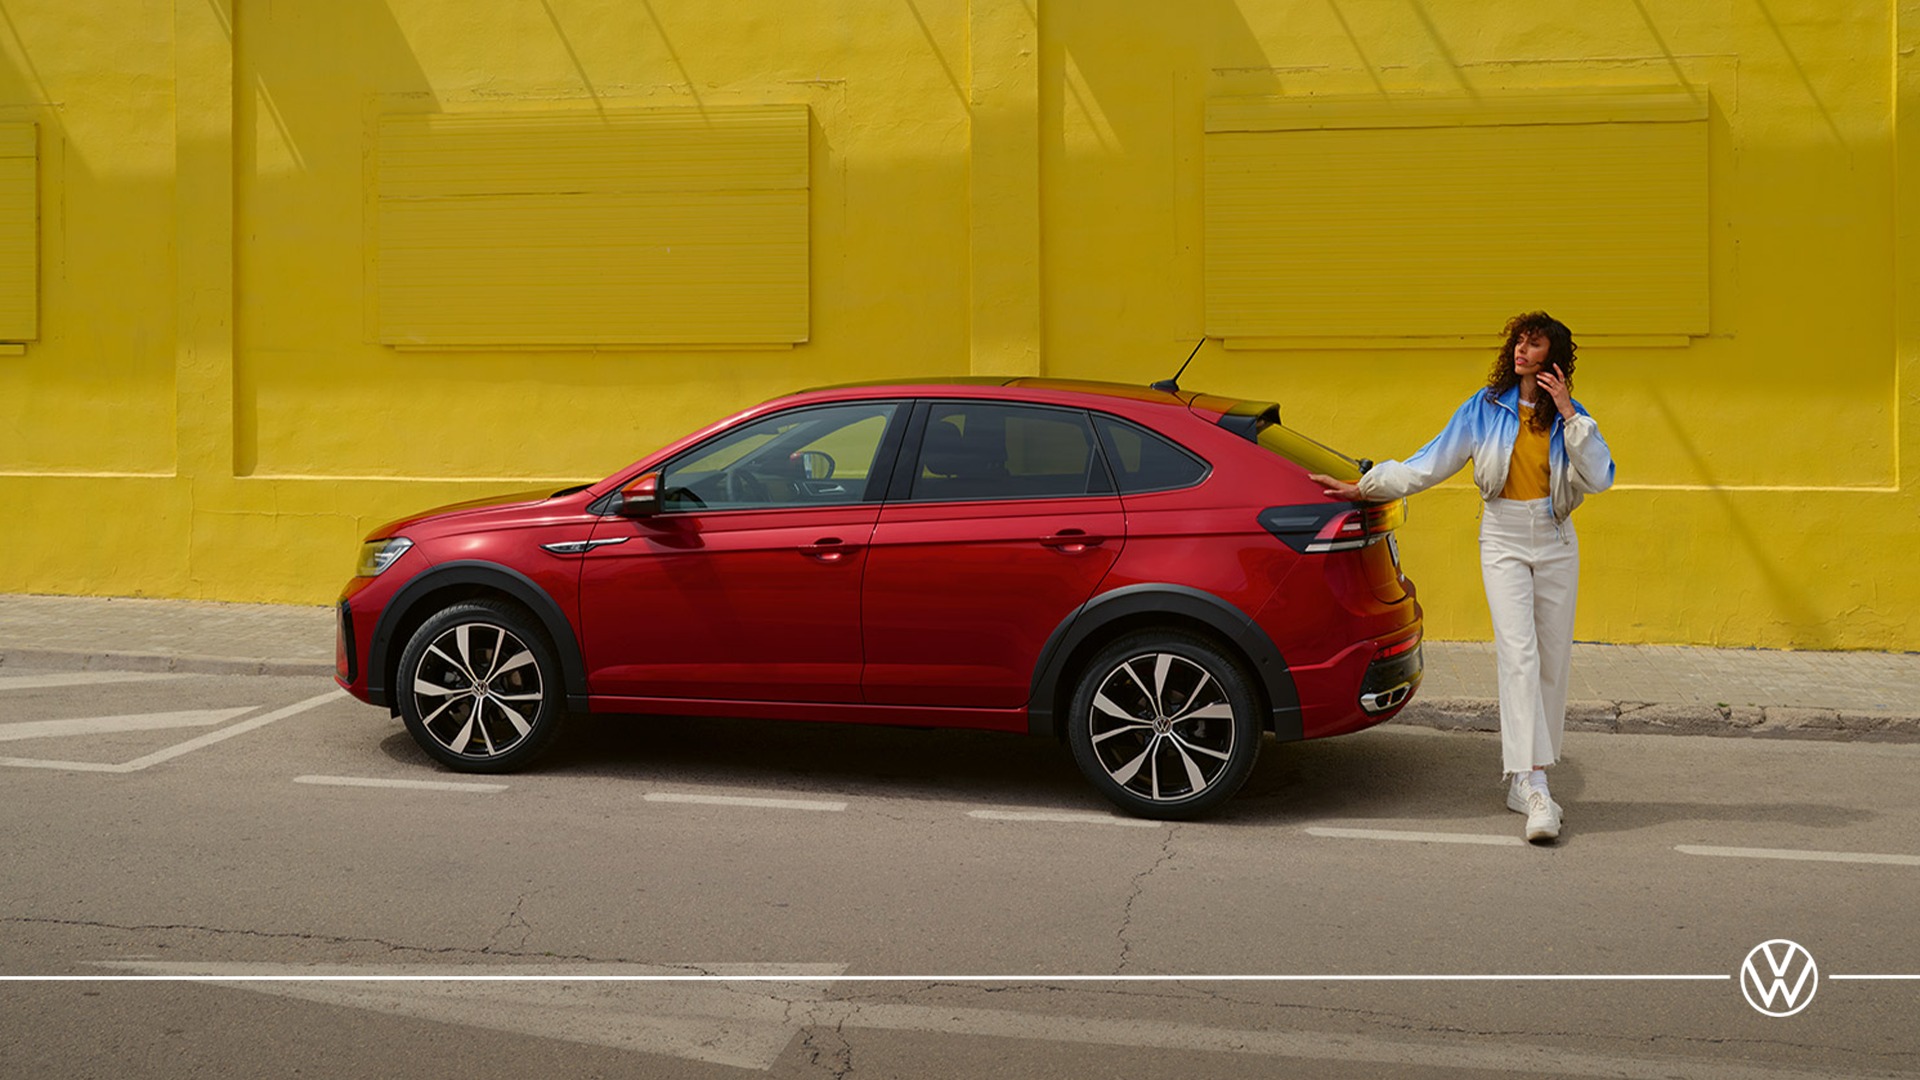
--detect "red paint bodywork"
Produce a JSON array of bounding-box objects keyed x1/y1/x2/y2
[{"x1": 335, "y1": 380, "x2": 1422, "y2": 745}]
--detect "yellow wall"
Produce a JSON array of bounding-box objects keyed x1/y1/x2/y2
[{"x1": 0, "y1": 0, "x2": 1914, "y2": 650}]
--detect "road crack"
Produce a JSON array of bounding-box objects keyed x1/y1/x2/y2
[
  {"x1": 5, "y1": 914, "x2": 615, "y2": 964},
  {"x1": 1116, "y1": 825, "x2": 1178, "y2": 974},
  {"x1": 482, "y1": 892, "x2": 534, "y2": 954},
  {"x1": 794, "y1": 1009, "x2": 855, "y2": 1079}
]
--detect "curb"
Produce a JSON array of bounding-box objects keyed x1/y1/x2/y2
[
  {"x1": 4, "y1": 649, "x2": 1917, "y2": 743},
  {"x1": 0, "y1": 648, "x2": 334, "y2": 679},
  {"x1": 1396, "y1": 696, "x2": 1920, "y2": 743}
]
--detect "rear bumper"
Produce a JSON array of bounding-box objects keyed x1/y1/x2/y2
[
  {"x1": 1358, "y1": 641, "x2": 1424, "y2": 716},
  {"x1": 1278, "y1": 620, "x2": 1424, "y2": 741}
]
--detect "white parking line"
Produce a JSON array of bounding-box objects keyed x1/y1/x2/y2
[
  {"x1": 0, "y1": 672, "x2": 185, "y2": 692},
  {"x1": 116, "y1": 690, "x2": 344, "y2": 771},
  {"x1": 295, "y1": 775, "x2": 507, "y2": 793},
  {"x1": 0, "y1": 755, "x2": 126, "y2": 773},
  {"x1": 643, "y1": 792, "x2": 847, "y2": 812},
  {"x1": 1307, "y1": 826, "x2": 1524, "y2": 847},
  {"x1": 0, "y1": 707, "x2": 254, "y2": 743},
  {"x1": 968, "y1": 809, "x2": 1163, "y2": 828},
  {"x1": 1675, "y1": 844, "x2": 1920, "y2": 867},
  {"x1": 0, "y1": 689, "x2": 343, "y2": 773}
]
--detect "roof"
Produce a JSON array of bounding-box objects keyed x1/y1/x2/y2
[{"x1": 800, "y1": 375, "x2": 1198, "y2": 407}]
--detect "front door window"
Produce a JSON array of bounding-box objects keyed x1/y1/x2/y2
[{"x1": 660, "y1": 402, "x2": 898, "y2": 511}]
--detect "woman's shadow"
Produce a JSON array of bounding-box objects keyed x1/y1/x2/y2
[{"x1": 1220, "y1": 726, "x2": 1874, "y2": 836}]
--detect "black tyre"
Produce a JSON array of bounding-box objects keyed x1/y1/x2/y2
[
  {"x1": 1066, "y1": 630, "x2": 1261, "y2": 819},
  {"x1": 396, "y1": 600, "x2": 566, "y2": 773}
]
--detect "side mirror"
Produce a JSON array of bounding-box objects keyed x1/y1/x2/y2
[
  {"x1": 795, "y1": 450, "x2": 836, "y2": 480},
  {"x1": 616, "y1": 472, "x2": 662, "y2": 518}
]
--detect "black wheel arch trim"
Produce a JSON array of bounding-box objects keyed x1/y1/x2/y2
[
  {"x1": 1027, "y1": 584, "x2": 1302, "y2": 741},
  {"x1": 366, "y1": 561, "x2": 589, "y2": 712}
]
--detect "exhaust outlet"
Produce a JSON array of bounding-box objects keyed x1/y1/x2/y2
[{"x1": 1359, "y1": 682, "x2": 1412, "y2": 715}]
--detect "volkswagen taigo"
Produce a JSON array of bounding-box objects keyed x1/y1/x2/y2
[{"x1": 335, "y1": 379, "x2": 1423, "y2": 819}]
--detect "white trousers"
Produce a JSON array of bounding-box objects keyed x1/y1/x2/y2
[{"x1": 1478, "y1": 497, "x2": 1579, "y2": 776}]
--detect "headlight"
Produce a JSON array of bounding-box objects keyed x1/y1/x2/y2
[{"x1": 355, "y1": 537, "x2": 414, "y2": 577}]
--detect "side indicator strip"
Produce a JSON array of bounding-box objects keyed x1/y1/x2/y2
[{"x1": 540, "y1": 537, "x2": 630, "y2": 556}]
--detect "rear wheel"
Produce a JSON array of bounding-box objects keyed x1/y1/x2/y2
[
  {"x1": 1066, "y1": 630, "x2": 1261, "y2": 819},
  {"x1": 396, "y1": 600, "x2": 566, "y2": 773}
]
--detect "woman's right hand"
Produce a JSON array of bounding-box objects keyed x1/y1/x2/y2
[{"x1": 1307, "y1": 473, "x2": 1364, "y2": 501}]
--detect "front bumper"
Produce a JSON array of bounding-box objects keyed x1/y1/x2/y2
[{"x1": 333, "y1": 573, "x2": 392, "y2": 706}]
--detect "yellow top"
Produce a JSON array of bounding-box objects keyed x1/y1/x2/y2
[{"x1": 1500, "y1": 401, "x2": 1552, "y2": 500}]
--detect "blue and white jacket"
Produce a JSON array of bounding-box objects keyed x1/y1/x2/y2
[{"x1": 1355, "y1": 383, "x2": 1616, "y2": 524}]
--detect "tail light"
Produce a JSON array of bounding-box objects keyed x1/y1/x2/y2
[
  {"x1": 1259, "y1": 499, "x2": 1405, "y2": 554},
  {"x1": 1374, "y1": 629, "x2": 1421, "y2": 660}
]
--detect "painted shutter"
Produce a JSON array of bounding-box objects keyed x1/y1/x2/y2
[
  {"x1": 377, "y1": 105, "x2": 808, "y2": 347},
  {"x1": 1205, "y1": 89, "x2": 1708, "y2": 345},
  {"x1": 0, "y1": 123, "x2": 36, "y2": 342}
]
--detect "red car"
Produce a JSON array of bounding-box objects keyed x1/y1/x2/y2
[{"x1": 335, "y1": 379, "x2": 1422, "y2": 819}]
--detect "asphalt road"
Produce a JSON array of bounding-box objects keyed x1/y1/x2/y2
[{"x1": 2, "y1": 666, "x2": 1916, "y2": 1079}]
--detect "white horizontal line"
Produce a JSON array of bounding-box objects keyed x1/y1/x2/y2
[
  {"x1": 643, "y1": 792, "x2": 846, "y2": 812},
  {"x1": 1675, "y1": 845, "x2": 1920, "y2": 867},
  {"x1": 294, "y1": 775, "x2": 507, "y2": 793},
  {"x1": 4, "y1": 973, "x2": 1734, "y2": 983},
  {"x1": 1829, "y1": 974, "x2": 1920, "y2": 980},
  {"x1": 968, "y1": 810, "x2": 1163, "y2": 828},
  {"x1": 0, "y1": 707, "x2": 254, "y2": 743},
  {"x1": 0, "y1": 756, "x2": 127, "y2": 772},
  {"x1": 0, "y1": 672, "x2": 184, "y2": 692},
  {"x1": 1308, "y1": 826, "x2": 1523, "y2": 847}
]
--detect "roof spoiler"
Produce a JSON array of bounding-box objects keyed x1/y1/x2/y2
[{"x1": 1215, "y1": 400, "x2": 1280, "y2": 443}]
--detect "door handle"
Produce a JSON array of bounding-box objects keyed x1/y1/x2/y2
[
  {"x1": 799, "y1": 538, "x2": 857, "y2": 563},
  {"x1": 1039, "y1": 529, "x2": 1104, "y2": 554}
]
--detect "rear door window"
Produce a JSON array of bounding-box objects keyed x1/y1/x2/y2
[
  {"x1": 908, "y1": 402, "x2": 1107, "y2": 502},
  {"x1": 1092, "y1": 416, "x2": 1209, "y2": 493}
]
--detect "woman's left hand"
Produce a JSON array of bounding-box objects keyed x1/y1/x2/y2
[
  {"x1": 1537, "y1": 364, "x2": 1576, "y2": 419},
  {"x1": 1307, "y1": 472, "x2": 1365, "y2": 501}
]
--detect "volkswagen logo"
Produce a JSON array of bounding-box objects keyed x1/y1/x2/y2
[{"x1": 1740, "y1": 939, "x2": 1818, "y2": 1017}]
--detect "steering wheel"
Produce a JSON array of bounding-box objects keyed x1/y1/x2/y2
[{"x1": 723, "y1": 469, "x2": 768, "y2": 504}]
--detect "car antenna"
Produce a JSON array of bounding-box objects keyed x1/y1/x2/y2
[{"x1": 1150, "y1": 337, "x2": 1207, "y2": 393}]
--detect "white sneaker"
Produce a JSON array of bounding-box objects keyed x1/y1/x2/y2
[
  {"x1": 1518, "y1": 787, "x2": 1562, "y2": 843},
  {"x1": 1506, "y1": 775, "x2": 1562, "y2": 840},
  {"x1": 1504, "y1": 774, "x2": 1561, "y2": 811},
  {"x1": 1505, "y1": 774, "x2": 1529, "y2": 813}
]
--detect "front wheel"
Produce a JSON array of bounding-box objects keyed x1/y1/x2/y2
[
  {"x1": 396, "y1": 600, "x2": 567, "y2": 773},
  {"x1": 1066, "y1": 631, "x2": 1261, "y2": 820}
]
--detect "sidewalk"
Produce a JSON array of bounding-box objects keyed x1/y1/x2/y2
[{"x1": 1, "y1": 593, "x2": 1915, "y2": 741}]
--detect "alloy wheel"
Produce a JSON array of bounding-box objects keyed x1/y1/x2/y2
[
  {"x1": 1085, "y1": 651, "x2": 1238, "y2": 803},
  {"x1": 408, "y1": 621, "x2": 546, "y2": 760}
]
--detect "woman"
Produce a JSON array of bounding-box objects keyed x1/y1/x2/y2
[{"x1": 1309, "y1": 312, "x2": 1614, "y2": 843}]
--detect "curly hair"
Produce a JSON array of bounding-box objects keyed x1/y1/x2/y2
[{"x1": 1487, "y1": 311, "x2": 1576, "y2": 433}]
